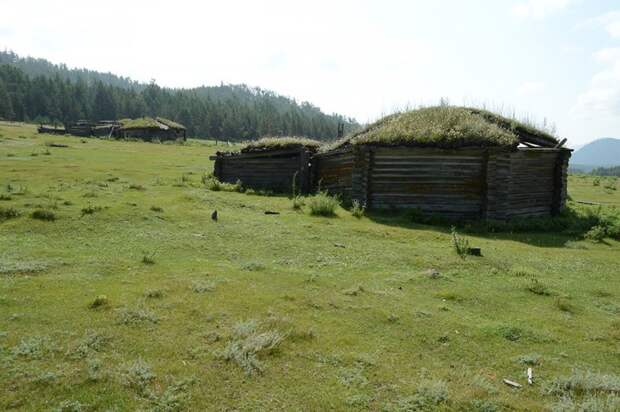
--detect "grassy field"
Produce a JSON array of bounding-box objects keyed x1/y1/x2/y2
[{"x1": 1, "y1": 121, "x2": 619, "y2": 411}]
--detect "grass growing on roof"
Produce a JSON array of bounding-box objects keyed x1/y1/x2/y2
[
  {"x1": 322, "y1": 106, "x2": 559, "y2": 152},
  {"x1": 241, "y1": 136, "x2": 322, "y2": 153},
  {"x1": 155, "y1": 117, "x2": 186, "y2": 130},
  {"x1": 120, "y1": 117, "x2": 185, "y2": 131}
]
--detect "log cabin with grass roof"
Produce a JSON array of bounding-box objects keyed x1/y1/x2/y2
[
  {"x1": 314, "y1": 106, "x2": 571, "y2": 220},
  {"x1": 118, "y1": 117, "x2": 186, "y2": 141},
  {"x1": 211, "y1": 137, "x2": 321, "y2": 194}
]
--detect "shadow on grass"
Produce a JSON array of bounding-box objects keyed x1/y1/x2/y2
[{"x1": 362, "y1": 205, "x2": 615, "y2": 248}]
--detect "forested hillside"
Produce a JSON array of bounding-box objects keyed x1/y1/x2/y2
[{"x1": 0, "y1": 51, "x2": 358, "y2": 140}]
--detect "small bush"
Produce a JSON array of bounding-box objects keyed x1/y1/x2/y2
[
  {"x1": 128, "y1": 183, "x2": 146, "y2": 191},
  {"x1": 89, "y1": 295, "x2": 110, "y2": 309},
  {"x1": 142, "y1": 253, "x2": 156, "y2": 265},
  {"x1": 526, "y1": 278, "x2": 553, "y2": 296},
  {"x1": 385, "y1": 379, "x2": 449, "y2": 411},
  {"x1": 12, "y1": 336, "x2": 51, "y2": 359},
  {"x1": 585, "y1": 225, "x2": 608, "y2": 242},
  {"x1": 150, "y1": 206, "x2": 164, "y2": 212},
  {"x1": 151, "y1": 379, "x2": 195, "y2": 412},
  {"x1": 292, "y1": 195, "x2": 305, "y2": 210},
  {"x1": 516, "y1": 353, "x2": 542, "y2": 366},
  {"x1": 307, "y1": 192, "x2": 339, "y2": 217},
  {"x1": 191, "y1": 281, "x2": 215, "y2": 293},
  {"x1": 545, "y1": 369, "x2": 620, "y2": 396},
  {"x1": 555, "y1": 297, "x2": 576, "y2": 313},
  {"x1": 31, "y1": 209, "x2": 56, "y2": 221},
  {"x1": 119, "y1": 359, "x2": 155, "y2": 395},
  {"x1": 52, "y1": 400, "x2": 86, "y2": 412},
  {"x1": 67, "y1": 331, "x2": 110, "y2": 359},
  {"x1": 116, "y1": 307, "x2": 159, "y2": 325},
  {"x1": 593, "y1": 178, "x2": 601, "y2": 186},
  {"x1": 203, "y1": 175, "x2": 242, "y2": 192},
  {"x1": 81, "y1": 205, "x2": 102, "y2": 215},
  {"x1": 145, "y1": 289, "x2": 164, "y2": 299},
  {"x1": 0, "y1": 206, "x2": 20, "y2": 221},
  {"x1": 351, "y1": 200, "x2": 366, "y2": 218},
  {"x1": 220, "y1": 320, "x2": 285, "y2": 375},
  {"x1": 451, "y1": 226, "x2": 470, "y2": 258},
  {"x1": 0, "y1": 194, "x2": 12, "y2": 201}
]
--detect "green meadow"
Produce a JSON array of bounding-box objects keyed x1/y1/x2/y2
[{"x1": 1, "y1": 121, "x2": 619, "y2": 411}]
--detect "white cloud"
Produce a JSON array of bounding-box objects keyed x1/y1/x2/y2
[
  {"x1": 517, "y1": 81, "x2": 545, "y2": 96},
  {"x1": 573, "y1": 48, "x2": 620, "y2": 117},
  {"x1": 512, "y1": 0, "x2": 574, "y2": 19},
  {"x1": 586, "y1": 11, "x2": 620, "y2": 38}
]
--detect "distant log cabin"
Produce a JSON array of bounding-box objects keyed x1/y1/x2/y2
[
  {"x1": 118, "y1": 117, "x2": 186, "y2": 141},
  {"x1": 37, "y1": 125, "x2": 66, "y2": 135},
  {"x1": 211, "y1": 138, "x2": 320, "y2": 194},
  {"x1": 314, "y1": 106, "x2": 571, "y2": 220}
]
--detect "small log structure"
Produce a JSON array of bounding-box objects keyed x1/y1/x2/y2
[{"x1": 211, "y1": 146, "x2": 316, "y2": 194}]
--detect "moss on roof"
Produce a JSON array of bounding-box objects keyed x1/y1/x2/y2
[
  {"x1": 322, "y1": 106, "x2": 558, "y2": 152},
  {"x1": 241, "y1": 137, "x2": 322, "y2": 153},
  {"x1": 119, "y1": 117, "x2": 186, "y2": 131},
  {"x1": 119, "y1": 117, "x2": 163, "y2": 130},
  {"x1": 156, "y1": 117, "x2": 186, "y2": 130}
]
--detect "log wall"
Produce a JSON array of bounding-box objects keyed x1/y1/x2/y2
[
  {"x1": 314, "y1": 146, "x2": 570, "y2": 220},
  {"x1": 213, "y1": 148, "x2": 312, "y2": 194},
  {"x1": 313, "y1": 149, "x2": 354, "y2": 201},
  {"x1": 366, "y1": 147, "x2": 485, "y2": 219}
]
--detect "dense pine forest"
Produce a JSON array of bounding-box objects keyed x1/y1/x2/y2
[{"x1": 0, "y1": 51, "x2": 358, "y2": 140}]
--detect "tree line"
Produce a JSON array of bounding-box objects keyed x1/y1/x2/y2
[
  {"x1": 591, "y1": 166, "x2": 620, "y2": 177},
  {"x1": 0, "y1": 51, "x2": 358, "y2": 140}
]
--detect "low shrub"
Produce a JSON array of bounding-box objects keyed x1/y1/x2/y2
[
  {"x1": 351, "y1": 200, "x2": 366, "y2": 218},
  {"x1": 150, "y1": 206, "x2": 164, "y2": 212},
  {"x1": 116, "y1": 307, "x2": 159, "y2": 325},
  {"x1": 31, "y1": 209, "x2": 56, "y2": 221},
  {"x1": 145, "y1": 289, "x2": 164, "y2": 299},
  {"x1": 292, "y1": 195, "x2": 305, "y2": 210},
  {"x1": 451, "y1": 226, "x2": 470, "y2": 259},
  {"x1": 555, "y1": 297, "x2": 576, "y2": 313},
  {"x1": 203, "y1": 175, "x2": 243, "y2": 192},
  {"x1": 89, "y1": 295, "x2": 110, "y2": 309},
  {"x1": 219, "y1": 320, "x2": 285, "y2": 375},
  {"x1": 526, "y1": 278, "x2": 553, "y2": 296},
  {"x1": 128, "y1": 183, "x2": 146, "y2": 191},
  {"x1": 191, "y1": 281, "x2": 215, "y2": 293},
  {"x1": 81, "y1": 205, "x2": 102, "y2": 216},
  {"x1": 0, "y1": 194, "x2": 12, "y2": 201},
  {"x1": 119, "y1": 359, "x2": 155, "y2": 395},
  {"x1": 545, "y1": 369, "x2": 620, "y2": 396},
  {"x1": 142, "y1": 253, "x2": 156, "y2": 265},
  {"x1": 0, "y1": 206, "x2": 20, "y2": 221},
  {"x1": 307, "y1": 192, "x2": 339, "y2": 217},
  {"x1": 12, "y1": 336, "x2": 51, "y2": 359}
]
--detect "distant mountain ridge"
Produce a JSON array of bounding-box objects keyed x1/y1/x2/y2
[{"x1": 571, "y1": 138, "x2": 620, "y2": 170}]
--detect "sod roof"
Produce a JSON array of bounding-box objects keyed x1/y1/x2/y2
[
  {"x1": 156, "y1": 117, "x2": 186, "y2": 130},
  {"x1": 119, "y1": 117, "x2": 186, "y2": 131},
  {"x1": 241, "y1": 137, "x2": 322, "y2": 153},
  {"x1": 322, "y1": 106, "x2": 559, "y2": 152}
]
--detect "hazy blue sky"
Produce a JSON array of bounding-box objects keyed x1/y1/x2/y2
[{"x1": 1, "y1": 0, "x2": 619, "y2": 146}]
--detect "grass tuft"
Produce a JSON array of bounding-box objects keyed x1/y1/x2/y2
[
  {"x1": 89, "y1": 295, "x2": 110, "y2": 309},
  {"x1": 220, "y1": 320, "x2": 285, "y2": 375},
  {"x1": 0, "y1": 206, "x2": 20, "y2": 221},
  {"x1": 31, "y1": 209, "x2": 56, "y2": 221},
  {"x1": 307, "y1": 191, "x2": 339, "y2": 217}
]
